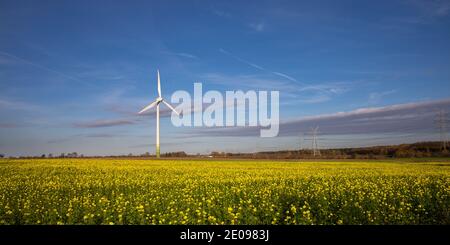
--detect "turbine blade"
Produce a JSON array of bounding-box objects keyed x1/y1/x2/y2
[
  {"x1": 157, "y1": 69, "x2": 161, "y2": 97},
  {"x1": 162, "y1": 100, "x2": 179, "y2": 115},
  {"x1": 138, "y1": 100, "x2": 158, "y2": 114}
]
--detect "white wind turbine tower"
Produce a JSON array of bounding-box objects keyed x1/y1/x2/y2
[{"x1": 138, "y1": 70, "x2": 179, "y2": 158}]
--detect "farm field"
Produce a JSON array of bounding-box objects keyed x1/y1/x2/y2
[{"x1": 0, "y1": 158, "x2": 449, "y2": 225}]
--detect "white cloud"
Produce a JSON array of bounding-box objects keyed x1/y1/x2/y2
[
  {"x1": 248, "y1": 22, "x2": 265, "y2": 32},
  {"x1": 408, "y1": 0, "x2": 450, "y2": 17},
  {"x1": 185, "y1": 98, "x2": 450, "y2": 138},
  {"x1": 73, "y1": 119, "x2": 135, "y2": 128},
  {"x1": 212, "y1": 9, "x2": 232, "y2": 18},
  {"x1": 368, "y1": 90, "x2": 397, "y2": 105}
]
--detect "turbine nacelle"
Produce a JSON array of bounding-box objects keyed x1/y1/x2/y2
[{"x1": 138, "y1": 70, "x2": 179, "y2": 115}]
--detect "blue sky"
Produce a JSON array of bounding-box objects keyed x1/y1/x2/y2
[{"x1": 1, "y1": 0, "x2": 450, "y2": 156}]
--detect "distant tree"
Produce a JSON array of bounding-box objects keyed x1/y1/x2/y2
[
  {"x1": 0, "y1": 154, "x2": 4, "y2": 158},
  {"x1": 394, "y1": 149, "x2": 415, "y2": 158},
  {"x1": 65, "y1": 152, "x2": 77, "y2": 158},
  {"x1": 41, "y1": 154, "x2": 46, "y2": 158},
  {"x1": 162, "y1": 151, "x2": 184, "y2": 157},
  {"x1": 48, "y1": 153, "x2": 53, "y2": 158}
]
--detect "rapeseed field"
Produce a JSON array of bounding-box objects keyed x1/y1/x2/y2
[{"x1": 0, "y1": 159, "x2": 448, "y2": 225}]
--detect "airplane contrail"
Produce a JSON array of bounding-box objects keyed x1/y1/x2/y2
[
  {"x1": 219, "y1": 48, "x2": 264, "y2": 70},
  {"x1": 271, "y1": 71, "x2": 298, "y2": 82},
  {"x1": 219, "y1": 48, "x2": 299, "y2": 83},
  {"x1": 0, "y1": 50, "x2": 91, "y2": 86}
]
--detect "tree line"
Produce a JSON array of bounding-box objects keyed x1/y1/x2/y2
[{"x1": 2, "y1": 141, "x2": 449, "y2": 159}]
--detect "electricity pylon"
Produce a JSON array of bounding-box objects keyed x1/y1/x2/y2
[
  {"x1": 435, "y1": 110, "x2": 449, "y2": 151},
  {"x1": 311, "y1": 126, "x2": 321, "y2": 157}
]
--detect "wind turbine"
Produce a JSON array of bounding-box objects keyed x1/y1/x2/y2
[{"x1": 138, "y1": 70, "x2": 179, "y2": 158}]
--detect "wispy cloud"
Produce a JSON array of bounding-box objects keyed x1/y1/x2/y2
[
  {"x1": 47, "y1": 138, "x2": 72, "y2": 144},
  {"x1": 22, "y1": 42, "x2": 56, "y2": 58},
  {"x1": 0, "y1": 97, "x2": 41, "y2": 111},
  {"x1": 212, "y1": 9, "x2": 232, "y2": 18},
  {"x1": 98, "y1": 88, "x2": 144, "y2": 116},
  {"x1": 0, "y1": 123, "x2": 20, "y2": 128},
  {"x1": 408, "y1": 0, "x2": 450, "y2": 17},
  {"x1": 368, "y1": 90, "x2": 397, "y2": 105},
  {"x1": 248, "y1": 22, "x2": 265, "y2": 32},
  {"x1": 73, "y1": 119, "x2": 135, "y2": 128},
  {"x1": 47, "y1": 133, "x2": 122, "y2": 144},
  {"x1": 130, "y1": 140, "x2": 201, "y2": 149},
  {"x1": 75, "y1": 69, "x2": 127, "y2": 82},
  {"x1": 0, "y1": 55, "x2": 17, "y2": 65},
  {"x1": 380, "y1": 0, "x2": 450, "y2": 29},
  {"x1": 203, "y1": 73, "x2": 294, "y2": 89},
  {"x1": 84, "y1": 133, "x2": 118, "y2": 138}
]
